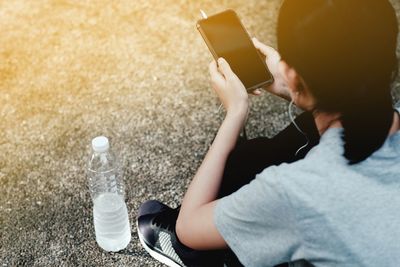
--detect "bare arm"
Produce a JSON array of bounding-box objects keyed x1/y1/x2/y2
[
  {"x1": 175, "y1": 39, "x2": 293, "y2": 249},
  {"x1": 176, "y1": 58, "x2": 249, "y2": 250}
]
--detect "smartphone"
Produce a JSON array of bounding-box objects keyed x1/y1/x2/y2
[{"x1": 197, "y1": 9, "x2": 274, "y2": 91}]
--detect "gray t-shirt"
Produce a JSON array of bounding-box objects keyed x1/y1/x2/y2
[{"x1": 215, "y1": 112, "x2": 400, "y2": 267}]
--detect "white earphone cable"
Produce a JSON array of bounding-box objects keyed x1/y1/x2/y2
[{"x1": 289, "y1": 100, "x2": 310, "y2": 157}]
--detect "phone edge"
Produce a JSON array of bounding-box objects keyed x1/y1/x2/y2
[
  {"x1": 196, "y1": 21, "x2": 219, "y2": 61},
  {"x1": 196, "y1": 10, "x2": 275, "y2": 91},
  {"x1": 230, "y1": 10, "x2": 275, "y2": 89}
]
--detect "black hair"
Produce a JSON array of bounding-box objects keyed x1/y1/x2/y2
[{"x1": 277, "y1": 0, "x2": 399, "y2": 164}]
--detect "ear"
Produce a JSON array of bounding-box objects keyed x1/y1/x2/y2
[
  {"x1": 279, "y1": 60, "x2": 316, "y2": 110},
  {"x1": 279, "y1": 60, "x2": 301, "y2": 98}
]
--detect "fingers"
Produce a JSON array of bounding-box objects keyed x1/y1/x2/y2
[
  {"x1": 209, "y1": 60, "x2": 224, "y2": 81},
  {"x1": 252, "y1": 37, "x2": 275, "y2": 57},
  {"x1": 217, "y1": 58, "x2": 234, "y2": 78},
  {"x1": 209, "y1": 60, "x2": 225, "y2": 88},
  {"x1": 250, "y1": 89, "x2": 262, "y2": 96}
]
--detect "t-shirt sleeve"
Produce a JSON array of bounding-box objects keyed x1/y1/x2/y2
[{"x1": 214, "y1": 166, "x2": 302, "y2": 267}]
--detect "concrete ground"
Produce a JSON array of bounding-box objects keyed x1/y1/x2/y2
[{"x1": 1, "y1": 0, "x2": 399, "y2": 266}]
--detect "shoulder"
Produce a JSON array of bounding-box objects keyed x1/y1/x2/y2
[{"x1": 255, "y1": 130, "x2": 348, "y2": 202}]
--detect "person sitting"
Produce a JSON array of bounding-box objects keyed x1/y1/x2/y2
[{"x1": 137, "y1": 0, "x2": 400, "y2": 266}]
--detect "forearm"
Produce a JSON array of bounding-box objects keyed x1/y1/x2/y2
[
  {"x1": 176, "y1": 58, "x2": 248, "y2": 249},
  {"x1": 178, "y1": 109, "x2": 247, "y2": 223}
]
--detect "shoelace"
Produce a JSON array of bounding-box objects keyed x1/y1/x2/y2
[{"x1": 152, "y1": 208, "x2": 179, "y2": 232}]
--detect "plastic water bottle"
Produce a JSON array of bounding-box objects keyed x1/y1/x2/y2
[{"x1": 87, "y1": 136, "x2": 131, "y2": 252}]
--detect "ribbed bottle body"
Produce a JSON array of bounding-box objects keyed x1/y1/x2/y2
[{"x1": 87, "y1": 140, "x2": 131, "y2": 252}]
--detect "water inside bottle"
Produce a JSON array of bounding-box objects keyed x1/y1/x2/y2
[{"x1": 93, "y1": 192, "x2": 131, "y2": 252}]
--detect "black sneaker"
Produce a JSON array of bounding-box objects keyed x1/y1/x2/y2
[{"x1": 137, "y1": 200, "x2": 224, "y2": 267}]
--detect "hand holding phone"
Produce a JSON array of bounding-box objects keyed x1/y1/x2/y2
[
  {"x1": 197, "y1": 9, "x2": 274, "y2": 92},
  {"x1": 209, "y1": 58, "x2": 249, "y2": 115},
  {"x1": 252, "y1": 38, "x2": 292, "y2": 101}
]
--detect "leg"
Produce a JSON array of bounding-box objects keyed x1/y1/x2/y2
[
  {"x1": 218, "y1": 111, "x2": 319, "y2": 198},
  {"x1": 137, "y1": 112, "x2": 319, "y2": 267},
  {"x1": 220, "y1": 111, "x2": 319, "y2": 267}
]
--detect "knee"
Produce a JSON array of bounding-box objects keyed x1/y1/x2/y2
[{"x1": 175, "y1": 214, "x2": 192, "y2": 248}]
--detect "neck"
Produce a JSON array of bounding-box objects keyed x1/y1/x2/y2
[
  {"x1": 313, "y1": 110, "x2": 400, "y2": 137},
  {"x1": 389, "y1": 111, "x2": 400, "y2": 135},
  {"x1": 312, "y1": 111, "x2": 342, "y2": 136}
]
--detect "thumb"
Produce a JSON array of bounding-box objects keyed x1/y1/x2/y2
[
  {"x1": 252, "y1": 38, "x2": 274, "y2": 57},
  {"x1": 217, "y1": 58, "x2": 234, "y2": 77}
]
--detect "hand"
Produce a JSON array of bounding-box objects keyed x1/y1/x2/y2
[
  {"x1": 252, "y1": 38, "x2": 291, "y2": 101},
  {"x1": 209, "y1": 58, "x2": 249, "y2": 117}
]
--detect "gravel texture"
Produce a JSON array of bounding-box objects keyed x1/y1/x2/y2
[{"x1": 1, "y1": 0, "x2": 399, "y2": 266}]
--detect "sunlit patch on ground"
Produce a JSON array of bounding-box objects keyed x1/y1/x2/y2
[{"x1": 0, "y1": 0, "x2": 399, "y2": 265}]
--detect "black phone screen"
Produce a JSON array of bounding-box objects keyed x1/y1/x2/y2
[{"x1": 197, "y1": 10, "x2": 273, "y2": 90}]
